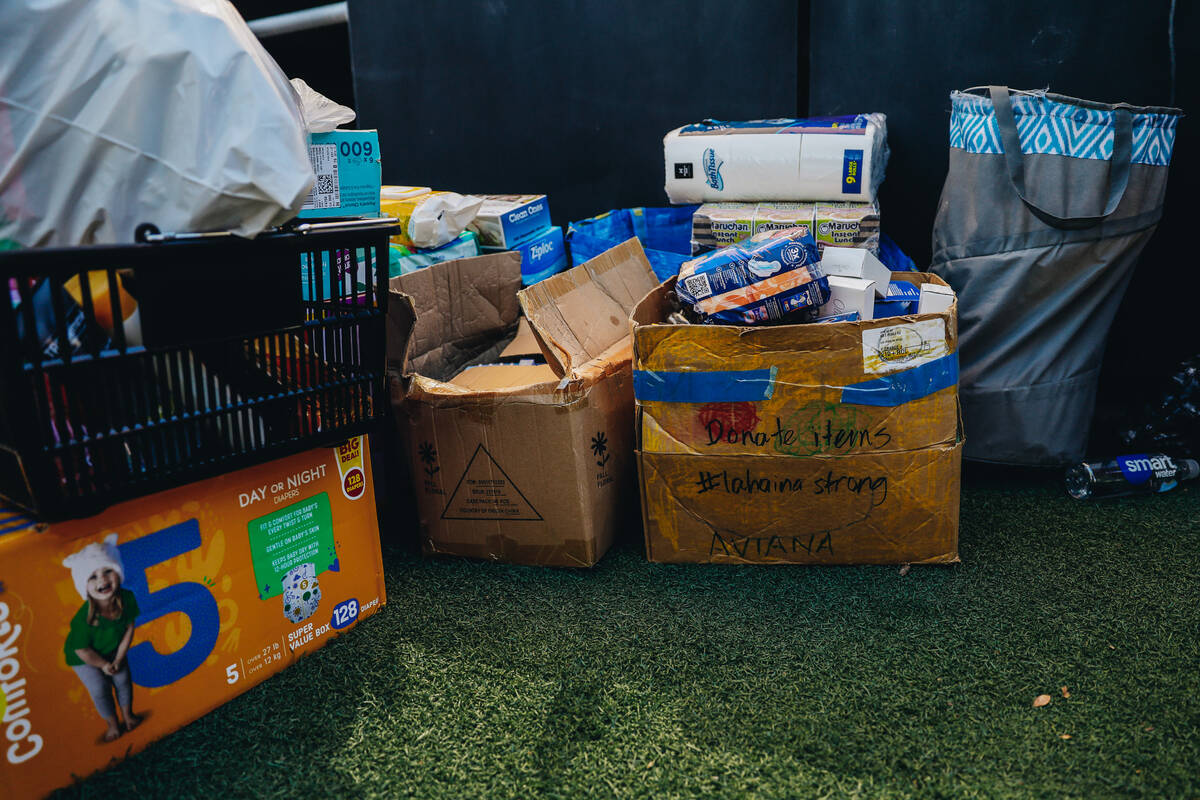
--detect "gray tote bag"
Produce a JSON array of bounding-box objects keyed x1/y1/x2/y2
[{"x1": 930, "y1": 86, "x2": 1182, "y2": 466}]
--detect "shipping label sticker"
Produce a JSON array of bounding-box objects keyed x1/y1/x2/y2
[
  {"x1": 301, "y1": 143, "x2": 340, "y2": 210},
  {"x1": 862, "y1": 318, "x2": 949, "y2": 375}
]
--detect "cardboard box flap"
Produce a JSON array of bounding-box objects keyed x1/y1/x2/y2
[
  {"x1": 517, "y1": 238, "x2": 658, "y2": 377},
  {"x1": 388, "y1": 251, "x2": 523, "y2": 380},
  {"x1": 500, "y1": 316, "x2": 541, "y2": 359}
]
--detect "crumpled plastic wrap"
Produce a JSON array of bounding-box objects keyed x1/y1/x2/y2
[{"x1": 0, "y1": 0, "x2": 315, "y2": 246}]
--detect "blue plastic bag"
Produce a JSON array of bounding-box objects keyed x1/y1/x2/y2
[
  {"x1": 567, "y1": 206, "x2": 698, "y2": 282},
  {"x1": 568, "y1": 205, "x2": 915, "y2": 282}
]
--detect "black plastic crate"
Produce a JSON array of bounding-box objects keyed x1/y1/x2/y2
[{"x1": 0, "y1": 219, "x2": 397, "y2": 521}]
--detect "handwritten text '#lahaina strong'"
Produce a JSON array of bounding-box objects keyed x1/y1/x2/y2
[{"x1": 695, "y1": 468, "x2": 888, "y2": 503}]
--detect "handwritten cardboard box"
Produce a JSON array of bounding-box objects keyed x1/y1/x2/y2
[
  {"x1": 387, "y1": 240, "x2": 658, "y2": 566},
  {"x1": 631, "y1": 273, "x2": 961, "y2": 564},
  {"x1": 0, "y1": 436, "x2": 385, "y2": 798}
]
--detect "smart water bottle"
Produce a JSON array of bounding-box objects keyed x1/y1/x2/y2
[{"x1": 1066, "y1": 454, "x2": 1200, "y2": 500}]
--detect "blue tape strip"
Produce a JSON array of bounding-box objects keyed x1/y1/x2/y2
[
  {"x1": 839, "y1": 353, "x2": 958, "y2": 407},
  {"x1": 634, "y1": 366, "x2": 777, "y2": 403}
]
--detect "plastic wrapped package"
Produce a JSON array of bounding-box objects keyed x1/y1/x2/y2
[
  {"x1": 675, "y1": 228, "x2": 829, "y2": 325},
  {"x1": 664, "y1": 115, "x2": 889, "y2": 204},
  {"x1": 0, "y1": 0, "x2": 315, "y2": 246}
]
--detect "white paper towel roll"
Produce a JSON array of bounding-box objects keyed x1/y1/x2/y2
[{"x1": 663, "y1": 115, "x2": 888, "y2": 204}]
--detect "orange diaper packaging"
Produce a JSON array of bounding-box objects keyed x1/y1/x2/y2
[{"x1": 0, "y1": 436, "x2": 385, "y2": 798}]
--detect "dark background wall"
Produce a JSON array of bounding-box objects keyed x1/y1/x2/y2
[
  {"x1": 345, "y1": 0, "x2": 802, "y2": 228},
  {"x1": 241, "y1": 0, "x2": 1194, "y2": 452}
]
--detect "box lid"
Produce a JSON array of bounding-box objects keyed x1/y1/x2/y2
[
  {"x1": 388, "y1": 250, "x2": 524, "y2": 380},
  {"x1": 517, "y1": 238, "x2": 659, "y2": 378}
]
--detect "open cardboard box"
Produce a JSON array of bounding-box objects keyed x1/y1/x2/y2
[
  {"x1": 631, "y1": 271, "x2": 962, "y2": 565},
  {"x1": 387, "y1": 241, "x2": 659, "y2": 566}
]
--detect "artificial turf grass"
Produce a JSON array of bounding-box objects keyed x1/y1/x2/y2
[{"x1": 55, "y1": 478, "x2": 1199, "y2": 799}]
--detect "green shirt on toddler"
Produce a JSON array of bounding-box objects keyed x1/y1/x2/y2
[{"x1": 63, "y1": 589, "x2": 139, "y2": 666}]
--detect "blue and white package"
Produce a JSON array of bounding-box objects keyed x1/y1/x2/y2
[
  {"x1": 676, "y1": 228, "x2": 829, "y2": 325},
  {"x1": 389, "y1": 231, "x2": 480, "y2": 277},
  {"x1": 520, "y1": 226, "x2": 567, "y2": 285},
  {"x1": 664, "y1": 114, "x2": 888, "y2": 204},
  {"x1": 469, "y1": 194, "x2": 552, "y2": 248},
  {"x1": 873, "y1": 280, "x2": 920, "y2": 318}
]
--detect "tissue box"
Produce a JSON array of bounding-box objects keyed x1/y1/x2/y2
[
  {"x1": 482, "y1": 225, "x2": 567, "y2": 285},
  {"x1": 0, "y1": 437, "x2": 386, "y2": 798},
  {"x1": 389, "y1": 231, "x2": 481, "y2": 277},
  {"x1": 469, "y1": 194, "x2": 552, "y2": 248},
  {"x1": 298, "y1": 130, "x2": 382, "y2": 219}
]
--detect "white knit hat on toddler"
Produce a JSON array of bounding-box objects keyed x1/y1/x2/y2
[{"x1": 62, "y1": 533, "x2": 125, "y2": 601}]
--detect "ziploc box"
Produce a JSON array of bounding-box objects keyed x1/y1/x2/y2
[
  {"x1": 468, "y1": 194, "x2": 552, "y2": 249},
  {"x1": 387, "y1": 240, "x2": 658, "y2": 566},
  {"x1": 0, "y1": 437, "x2": 385, "y2": 798},
  {"x1": 482, "y1": 225, "x2": 568, "y2": 285},
  {"x1": 298, "y1": 130, "x2": 382, "y2": 219},
  {"x1": 631, "y1": 272, "x2": 961, "y2": 565}
]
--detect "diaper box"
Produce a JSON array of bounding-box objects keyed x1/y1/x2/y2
[{"x1": 0, "y1": 437, "x2": 386, "y2": 797}]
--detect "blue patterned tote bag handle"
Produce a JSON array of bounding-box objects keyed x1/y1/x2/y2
[{"x1": 931, "y1": 87, "x2": 1181, "y2": 465}]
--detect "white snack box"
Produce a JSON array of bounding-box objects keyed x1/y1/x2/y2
[
  {"x1": 816, "y1": 275, "x2": 876, "y2": 321},
  {"x1": 819, "y1": 247, "x2": 891, "y2": 298},
  {"x1": 918, "y1": 283, "x2": 956, "y2": 314}
]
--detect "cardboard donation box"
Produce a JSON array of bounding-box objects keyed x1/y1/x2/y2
[
  {"x1": 631, "y1": 273, "x2": 961, "y2": 564},
  {"x1": 388, "y1": 241, "x2": 659, "y2": 566},
  {"x1": 0, "y1": 437, "x2": 386, "y2": 798}
]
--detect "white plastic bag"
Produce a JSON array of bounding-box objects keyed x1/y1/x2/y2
[
  {"x1": 290, "y1": 78, "x2": 356, "y2": 133},
  {"x1": 0, "y1": 0, "x2": 315, "y2": 246}
]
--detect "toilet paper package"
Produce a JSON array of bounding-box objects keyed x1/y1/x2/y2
[
  {"x1": 675, "y1": 228, "x2": 829, "y2": 325},
  {"x1": 380, "y1": 188, "x2": 484, "y2": 249},
  {"x1": 664, "y1": 114, "x2": 888, "y2": 204}
]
